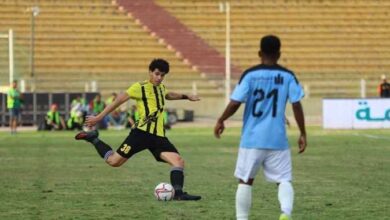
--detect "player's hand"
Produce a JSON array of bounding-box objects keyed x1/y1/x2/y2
[
  {"x1": 214, "y1": 120, "x2": 225, "y2": 138},
  {"x1": 298, "y1": 134, "x2": 307, "y2": 154},
  {"x1": 188, "y1": 95, "x2": 200, "y2": 101},
  {"x1": 85, "y1": 115, "x2": 101, "y2": 127}
]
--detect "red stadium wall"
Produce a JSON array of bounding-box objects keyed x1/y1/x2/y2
[{"x1": 115, "y1": 0, "x2": 241, "y2": 77}]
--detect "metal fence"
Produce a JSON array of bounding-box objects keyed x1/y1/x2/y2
[{"x1": 0, "y1": 92, "x2": 98, "y2": 126}]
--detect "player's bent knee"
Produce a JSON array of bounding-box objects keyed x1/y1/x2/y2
[
  {"x1": 170, "y1": 156, "x2": 184, "y2": 168},
  {"x1": 105, "y1": 152, "x2": 127, "y2": 167},
  {"x1": 106, "y1": 160, "x2": 122, "y2": 167},
  {"x1": 160, "y1": 152, "x2": 185, "y2": 167},
  {"x1": 176, "y1": 157, "x2": 185, "y2": 168}
]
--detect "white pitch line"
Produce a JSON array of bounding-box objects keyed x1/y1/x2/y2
[{"x1": 353, "y1": 133, "x2": 390, "y2": 140}]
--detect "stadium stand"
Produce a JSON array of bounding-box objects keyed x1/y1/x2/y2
[
  {"x1": 115, "y1": 0, "x2": 242, "y2": 78},
  {"x1": 0, "y1": 0, "x2": 220, "y2": 98},
  {"x1": 0, "y1": 0, "x2": 389, "y2": 120},
  {"x1": 156, "y1": 0, "x2": 390, "y2": 97}
]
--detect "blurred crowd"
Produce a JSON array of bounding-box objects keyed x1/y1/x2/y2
[
  {"x1": 39, "y1": 93, "x2": 127, "y2": 131},
  {"x1": 5, "y1": 80, "x2": 173, "y2": 134},
  {"x1": 38, "y1": 92, "x2": 171, "y2": 131}
]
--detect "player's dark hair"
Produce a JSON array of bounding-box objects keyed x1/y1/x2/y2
[
  {"x1": 149, "y1": 58, "x2": 170, "y2": 74},
  {"x1": 260, "y1": 35, "x2": 281, "y2": 57}
]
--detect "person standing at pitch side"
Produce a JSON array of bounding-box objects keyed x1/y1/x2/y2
[{"x1": 214, "y1": 35, "x2": 307, "y2": 220}]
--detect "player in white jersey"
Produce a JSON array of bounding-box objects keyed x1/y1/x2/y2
[{"x1": 214, "y1": 35, "x2": 307, "y2": 220}]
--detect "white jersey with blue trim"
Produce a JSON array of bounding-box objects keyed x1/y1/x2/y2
[{"x1": 231, "y1": 64, "x2": 305, "y2": 150}]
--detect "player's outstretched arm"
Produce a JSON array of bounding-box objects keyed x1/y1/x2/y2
[
  {"x1": 165, "y1": 92, "x2": 200, "y2": 101},
  {"x1": 214, "y1": 100, "x2": 241, "y2": 138},
  {"x1": 292, "y1": 101, "x2": 307, "y2": 153},
  {"x1": 85, "y1": 92, "x2": 130, "y2": 127}
]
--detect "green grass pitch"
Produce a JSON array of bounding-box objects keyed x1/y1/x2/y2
[{"x1": 0, "y1": 127, "x2": 389, "y2": 220}]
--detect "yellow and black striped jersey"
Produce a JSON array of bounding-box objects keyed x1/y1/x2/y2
[{"x1": 126, "y1": 80, "x2": 168, "y2": 137}]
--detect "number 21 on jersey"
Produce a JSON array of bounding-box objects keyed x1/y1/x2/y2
[{"x1": 252, "y1": 88, "x2": 278, "y2": 118}]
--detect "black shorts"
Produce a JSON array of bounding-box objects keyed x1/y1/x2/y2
[
  {"x1": 116, "y1": 129, "x2": 178, "y2": 162},
  {"x1": 9, "y1": 108, "x2": 20, "y2": 118}
]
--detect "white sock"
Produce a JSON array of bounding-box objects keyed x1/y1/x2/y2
[
  {"x1": 236, "y1": 184, "x2": 252, "y2": 220},
  {"x1": 278, "y1": 181, "x2": 294, "y2": 216}
]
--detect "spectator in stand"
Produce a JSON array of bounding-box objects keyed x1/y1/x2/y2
[{"x1": 378, "y1": 74, "x2": 390, "y2": 98}]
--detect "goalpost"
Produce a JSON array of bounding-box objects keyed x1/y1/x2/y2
[{"x1": 0, "y1": 29, "x2": 14, "y2": 85}]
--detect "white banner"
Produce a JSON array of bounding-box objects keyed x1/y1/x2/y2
[{"x1": 323, "y1": 99, "x2": 390, "y2": 129}]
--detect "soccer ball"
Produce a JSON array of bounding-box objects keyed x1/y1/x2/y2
[{"x1": 154, "y1": 182, "x2": 175, "y2": 201}]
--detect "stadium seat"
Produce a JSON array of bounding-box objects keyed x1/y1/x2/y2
[
  {"x1": 156, "y1": 0, "x2": 390, "y2": 97},
  {"x1": 0, "y1": 0, "x2": 216, "y2": 97}
]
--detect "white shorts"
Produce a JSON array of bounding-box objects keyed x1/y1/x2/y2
[{"x1": 234, "y1": 148, "x2": 292, "y2": 183}]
